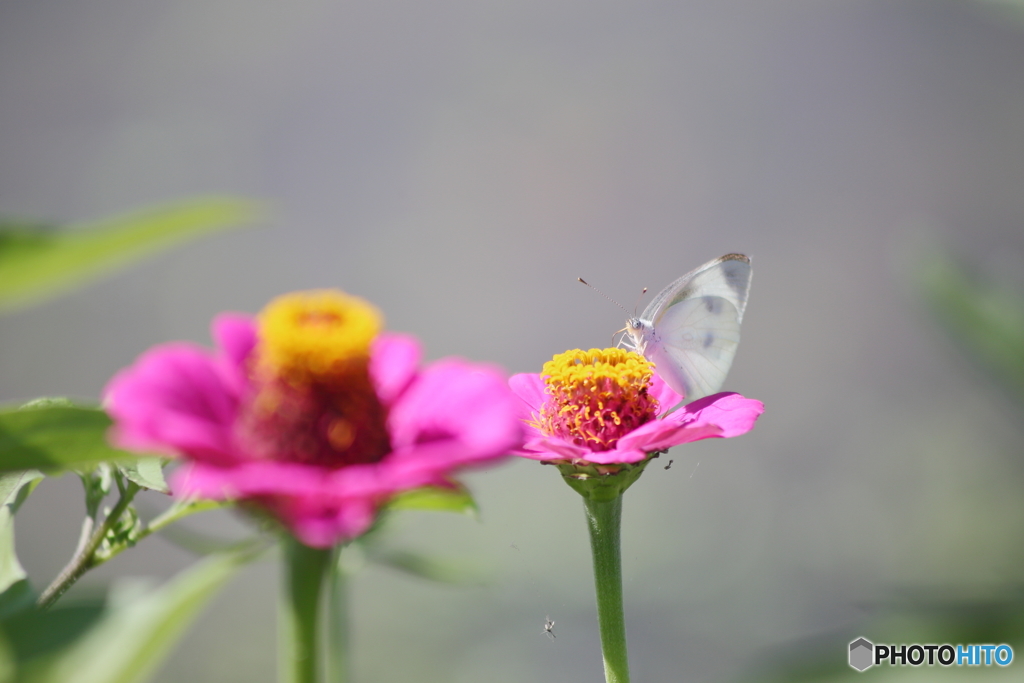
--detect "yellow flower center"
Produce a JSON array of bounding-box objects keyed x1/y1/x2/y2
[
  {"x1": 538, "y1": 348, "x2": 659, "y2": 452},
  {"x1": 258, "y1": 290, "x2": 382, "y2": 385},
  {"x1": 242, "y1": 290, "x2": 391, "y2": 468}
]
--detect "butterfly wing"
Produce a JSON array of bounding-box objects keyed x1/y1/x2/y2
[{"x1": 641, "y1": 254, "x2": 751, "y2": 401}]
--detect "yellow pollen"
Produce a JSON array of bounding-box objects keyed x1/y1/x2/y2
[
  {"x1": 542, "y1": 348, "x2": 654, "y2": 391},
  {"x1": 537, "y1": 348, "x2": 659, "y2": 452},
  {"x1": 257, "y1": 290, "x2": 382, "y2": 384}
]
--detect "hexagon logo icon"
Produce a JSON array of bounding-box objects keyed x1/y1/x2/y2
[{"x1": 849, "y1": 637, "x2": 874, "y2": 671}]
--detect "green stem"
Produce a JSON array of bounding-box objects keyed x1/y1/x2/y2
[
  {"x1": 280, "y1": 536, "x2": 332, "y2": 683},
  {"x1": 324, "y1": 546, "x2": 349, "y2": 683},
  {"x1": 89, "y1": 498, "x2": 229, "y2": 569},
  {"x1": 584, "y1": 495, "x2": 631, "y2": 683},
  {"x1": 36, "y1": 481, "x2": 140, "y2": 610}
]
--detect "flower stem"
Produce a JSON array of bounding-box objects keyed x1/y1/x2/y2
[
  {"x1": 36, "y1": 481, "x2": 140, "y2": 610},
  {"x1": 583, "y1": 495, "x2": 631, "y2": 683},
  {"x1": 324, "y1": 546, "x2": 349, "y2": 683},
  {"x1": 280, "y1": 536, "x2": 332, "y2": 683}
]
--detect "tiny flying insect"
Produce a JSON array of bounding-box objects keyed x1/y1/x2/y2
[
  {"x1": 664, "y1": 459, "x2": 674, "y2": 470},
  {"x1": 622, "y1": 254, "x2": 752, "y2": 405},
  {"x1": 543, "y1": 616, "x2": 556, "y2": 639}
]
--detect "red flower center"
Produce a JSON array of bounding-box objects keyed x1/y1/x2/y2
[{"x1": 240, "y1": 291, "x2": 391, "y2": 468}]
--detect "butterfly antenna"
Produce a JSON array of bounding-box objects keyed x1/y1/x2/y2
[
  {"x1": 577, "y1": 277, "x2": 630, "y2": 316},
  {"x1": 633, "y1": 287, "x2": 648, "y2": 316}
]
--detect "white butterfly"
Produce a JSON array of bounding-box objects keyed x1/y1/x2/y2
[{"x1": 623, "y1": 254, "x2": 752, "y2": 403}]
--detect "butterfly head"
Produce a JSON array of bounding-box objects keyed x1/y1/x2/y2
[{"x1": 623, "y1": 316, "x2": 648, "y2": 353}]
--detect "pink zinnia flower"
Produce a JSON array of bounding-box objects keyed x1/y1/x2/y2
[
  {"x1": 104, "y1": 290, "x2": 523, "y2": 547},
  {"x1": 509, "y1": 348, "x2": 762, "y2": 467}
]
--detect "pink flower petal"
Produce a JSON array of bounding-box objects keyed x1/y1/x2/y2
[
  {"x1": 272, "y1": 497, "x2": 379, "y2": 548},
  {"x1": 211, "y1": 313, "x2": 257, "y2": 371},
  {"x1": 104, "y1": 344, "x2": 241, "y2": 465},
  {"x1": 618, "y1": 392, "x2": 762, "y2": 452},
  {"x1": 384, "y1": 359, "x2": 522, "y2": 484},
  {"x1": 676, "y1": 392, "x2": 765, "y2": 438},
  {"x1": 513, "y1": 436, "x2": 588, "y2": 461},
  {"x1": 369, "y1": 333, "x2": 421, "y2": 406},
  {"x1": 648, "y1": 375, "x2": 685, "y2": 416},
  {"x1": 507, "y1": 373, "x2": 547, "y2": 439},
  {"x1": 508, "y1": 373, "x2": 547, "y2": 416},
  {"x1": 573, "y1": 447, "x2": 649, "y2": 465},
  {"x1": 614, "y1": 418, "x2": 717, "y2": 454}
]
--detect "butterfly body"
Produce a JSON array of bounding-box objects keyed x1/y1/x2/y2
[{"x1": 624, "y1": 254, "x2": 751, "y2": 403}]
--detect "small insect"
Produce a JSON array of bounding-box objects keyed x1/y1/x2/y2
[
  {"x1": 510, "y1": 543, "x2": 520, "y2": 551},
  {"x1": 543, "y1": 616, "x2": 556, "y2": 639},
  {"x1": 664, "y1": 459, "x2": 674, "y2": 470}
]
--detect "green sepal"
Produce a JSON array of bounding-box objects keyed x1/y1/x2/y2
[
  {"x1": 385, "y1": 483, "x2": 478, "y2": 517},
  {"x1": 551, "y1": 453, "x2": 662, "y2": 502}
]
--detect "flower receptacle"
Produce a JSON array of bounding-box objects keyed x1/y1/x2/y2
[{"x1": 550, "y1": 452, "x2": 663, "y2": 501}]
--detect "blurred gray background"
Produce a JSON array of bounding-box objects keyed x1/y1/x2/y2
[{"x1": 3, "y1": 1, "x2": 1024, "y2": 681}]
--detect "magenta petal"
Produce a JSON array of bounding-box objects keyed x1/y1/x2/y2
[
  {"x1": 211, "y1": 314, "x2": 257, "y2": 370},
  {"x1": 173, "y1": 462, "x2": 386, "y2": 547},
  {"x1": 369, "y1": 333, "x2": 422, "y2": 406},
  {"x1": 615, "y1": 418, "x2": 715, "y2": 453},
  {"x1": 507, "y1": 373, "x2": 547, "y2": 439},
  {"x1": 675, "y1": 392, "x2": 765, "y2": 438},
  {"x1": 514, "y1": 436, "x2": 588, "y2": 461},
  {"x1": 619, "y1": 392, "x2": 763, "y2": 453},
  {"x1": 648, "y1": 375, "x2": 685, "y2": 416},
  {"x1": 508, "y1": 373, "x2": 546, "y2": 417},
  {"x1": 275, "y1": 497, "x2": 378, "y2": 548},
  {"x1": 575, "y1": 447, "x2": 649, "y2": 465},
  {"x1": 384, "y1": 359, "x2": 522, "y2": 482},
  {"x1": 618, "y1": 421, "x2": 724, "y2": 453},
  {"x1": 104, "y1": 344, "x2": 241, "y2": 464}
]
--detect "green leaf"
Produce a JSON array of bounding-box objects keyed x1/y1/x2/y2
[
  {"x1": 116, "y1": 459, "x2": 168, "y2": 494},
  {"x1": 78, "y1": 464, "x2": 113, "y2": 521},
  {"x1": 21, "y1": 549, "x2": 257, "y2": 683},
  {"x1": 368, "y1": 549, "x2": 490, "y2": 585},
  {"x1": 385, "y1": 484, "x2": 478, "y2": 517},
  {"x1": 0, "y1": 197, "x2": 259, "y2": 313},
  {"x1": 0, "y1": 597, "x2": 107, "y2": 666},
  {"x1": 914, "y1": 247, "x2": 1024, "y2": 404},
  {"x1": 0, "y1": 471, "x2": 44, "y2": 612},
  {"x1": 0, "y1": 404, "x2": 135, "y2": 474}
]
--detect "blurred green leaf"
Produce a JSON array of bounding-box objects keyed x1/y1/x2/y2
[
  {"x1": 974, "y1": 0, "x2": 1024, "y2": 25},
  {"x1": 0, "y1": 633, "x2": 13, "y2": 683},
  {"x1": 0, "y1": 597, "x2": 107, "y2": 668},
  {"x1": 0, "y1": 197, "x2": 259, "y2": 313},
  {"x1": 386, "y1": 484, "x2": 478, "y2": 517},
  {"x1": 116, "y1": 459, "x2": 168, "y2": 495},
  {"x1": 0, "y1": 472, "x2": 43, "y2": 618},
  {"x1": 78, "y1": 464, "x2": 113, "y2": 521},
  {"x1": 0, "y1": 402, "x2": 137, "y2": 474},
  {"x1": 368, "y1": 549, "x2": 490, "y2": 585},
  {"x1": 740, "y1": 589, "x2": 1024, "y2": 683},
  {"x1": 20, "y1": 549, "x2": 256, "y2": 683},
  {"x1": 914, "y1": 247, "x2": 1024, "y2": 404}
]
